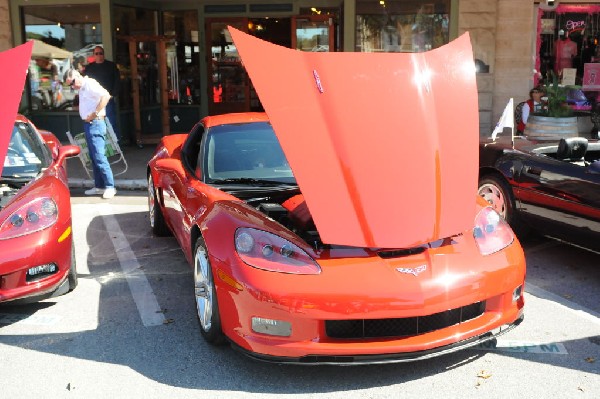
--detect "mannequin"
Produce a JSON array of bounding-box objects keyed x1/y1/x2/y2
[{"x1": 555, "y1": 30, "x2": 578, "y2": 75}]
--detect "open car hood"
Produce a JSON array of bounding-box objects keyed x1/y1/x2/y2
[
  {"x1": 230, "y1": 28, "x2": 479, "y2": 248},
  {"x1": 0, "y1": 41, "x2": 33, "y2": 177}
]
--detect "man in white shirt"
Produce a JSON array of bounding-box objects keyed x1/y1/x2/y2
[{"x1": 63, "y1": 68, "x2": 116, "y2": 199}]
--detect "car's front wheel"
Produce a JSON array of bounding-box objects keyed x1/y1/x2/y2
[
  {"x1": 147, "y1": 174, "x2": 170, "y2": 237},
  {"x1": 67, "y1": 241, "x2": 78, "y2": 291},
  {"x1": 478, "y1": 174, "x2": 527, "y2": 235},
  {"x1": 193, "y1": 237, "x2": 225, "y2": 345}
]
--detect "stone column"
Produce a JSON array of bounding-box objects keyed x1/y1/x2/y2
[
  {"x1": 0, "y1": 0, "x2": 12, "y2": 51},
  {"x1": 493, "y1": 0, "x2": 534, "y2": 128},
  {"x1": 458, "y1": 0, "x2": 497, "y2": 136}
]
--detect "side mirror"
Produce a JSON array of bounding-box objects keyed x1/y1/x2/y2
[
  {"x1": 155, "y1": 158, "x2": 187, "y2": 179},
  {"x1": 56, "y1": 144, "x2": 80, "y2": 165}
]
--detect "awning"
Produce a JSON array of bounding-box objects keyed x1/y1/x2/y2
[{"x1": 30, "y1": 39, "x2": 72, "y2": 59}]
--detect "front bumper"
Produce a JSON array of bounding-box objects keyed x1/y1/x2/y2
[{"x1": 233, "y1": 315, "x2": 523, "y2": 365}]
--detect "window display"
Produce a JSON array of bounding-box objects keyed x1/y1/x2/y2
[
  {"x1": 355, "y1": 0, "x2": 450, "y2": 53},
  {"x1": 23, "y1": 4, "x2": 101, "y2": 112},
  {"x1": 537, "y1": 5, "x2": 600, "y2": 86}
]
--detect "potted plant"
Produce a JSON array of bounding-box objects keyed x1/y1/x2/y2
[
  {"x1": 525, "y1": 72, "x2": 579, "y2": 140},
  {"x1": 538, "y1": 72, "x2": 576, "y2": 117}
]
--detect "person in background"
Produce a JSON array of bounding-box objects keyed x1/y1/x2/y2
[
  {"x1": 64, "y1": 68, "x2": 116, "y2": 199},
  {"x1": 84, "y1": 45, "x2": 121, "y2": 143},
  {"x1": 517, "y1": 86, "x2": 545, "y2": 133}
]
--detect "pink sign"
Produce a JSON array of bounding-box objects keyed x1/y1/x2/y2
[{"x1": 583, "y1": 63, "x2": 600, "y2": 90}]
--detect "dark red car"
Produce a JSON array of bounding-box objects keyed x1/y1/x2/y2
[{"x1": 0, "y1": 115, "x2": 80, "y2": 303}]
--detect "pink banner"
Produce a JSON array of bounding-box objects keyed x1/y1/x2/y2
[
  {"x1": 555, "y1": 5, "x2": 600, "y2": 14},
  {"x1": 0, "y1": 41, "x2": 33, "y2": 177},
  {"x1": 583, "y1": 63, "x2": 600, "y2": 90}
]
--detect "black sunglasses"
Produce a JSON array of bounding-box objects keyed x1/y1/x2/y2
[{"x1": 94, "y1": 52, "x2": 104, "y2": 55}]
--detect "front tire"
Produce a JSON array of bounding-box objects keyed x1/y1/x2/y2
[
  {"x1": 193, "y1": 237, "x2": 225, "y2": 345},
  {"x1": 67, "y1": 240, "x2": 78, "y2": 291},
  {"x1": 148, "y1": 174, "x2": 171, "y2": 236},
  {"x1": 478, "y1": 174, "x2": 527, "y2": 235}
]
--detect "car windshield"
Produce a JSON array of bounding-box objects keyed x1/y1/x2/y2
[
  {"x1": 2, "y1": 122, "x2": 49, "y2": 179},
  {"x1": 205, "y1": 122, "x2": 296, "y2": 185}
]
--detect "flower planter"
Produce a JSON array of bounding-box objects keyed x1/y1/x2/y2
[{"x1": 524, "y1": 115, "x2": 578, "y2": 140}]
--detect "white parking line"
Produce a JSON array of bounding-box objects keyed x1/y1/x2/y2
[{"x1": 98, "y1": 203, "x2": 165, "y2": 327}]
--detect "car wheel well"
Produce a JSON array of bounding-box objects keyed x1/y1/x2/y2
[
  {"x1": 190, "y1": 225, "x2": 201, "y2": 261},
  {"x1": 478, "y1": 171, "x2": 529, "y2": 237}
]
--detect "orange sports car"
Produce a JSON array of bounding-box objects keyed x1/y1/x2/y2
[{"x1": 146, "y1": 29, "x2": 525, "y2": 364}]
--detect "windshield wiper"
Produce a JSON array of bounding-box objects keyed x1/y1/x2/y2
[
  {"x1": 211, "y1": 178, "x2": 297, "y2": 186},
  {"x1": 0, "y1": 176, "x2": 31, "y2": 184}
]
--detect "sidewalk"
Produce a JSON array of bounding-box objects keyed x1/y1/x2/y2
[{"x1": 67, "y1": 143, "x2": 156, "y2": 191}]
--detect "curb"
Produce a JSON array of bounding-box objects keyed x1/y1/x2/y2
[{"x1": 69, "y1": 178, "x2": 148, "y2": 190}]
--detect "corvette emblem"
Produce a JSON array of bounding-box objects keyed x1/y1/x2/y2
[{"x1": 396, "y1": 265, "x2": 427, "y2": 276}]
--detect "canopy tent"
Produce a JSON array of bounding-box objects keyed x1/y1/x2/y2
[{"x1": 29, "y1": 39, "x2": 72, "y2": 59}]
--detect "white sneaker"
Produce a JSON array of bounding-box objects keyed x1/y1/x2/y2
[
  {"x1": 85, "y1": 187, "x2": 104, "y2": 195},
  {"x1": 102, "y1": 187, "x2": 117, "y2": 199}
]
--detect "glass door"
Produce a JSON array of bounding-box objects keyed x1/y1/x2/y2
[
  {"x1": 292, "y1": 15, "x2": 335, "y2": 52},
  {"x1": 206, "y1": 19, "x2": 250, "y2": 115}
]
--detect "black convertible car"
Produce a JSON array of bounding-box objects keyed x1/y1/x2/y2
[{"x1": 479, "y1": 135, "x2": 600, "y2": 253}]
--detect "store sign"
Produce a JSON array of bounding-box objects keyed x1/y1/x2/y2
[
  {"x1": 563, "y1": 14, "x2": 587, "y2": 35},
  {"x1": 541, "y1": 19, "x2": 555, "y2": 34},
  {"x1": 583, "y1": 63, "x2": 600, "y2": 90}
]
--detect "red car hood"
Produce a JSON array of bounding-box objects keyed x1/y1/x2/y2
[
  {"x1": 0, "y1": 41, "x2": 33, "y2": 177},
  {"x1": 231, "y1": 28, "x2": 479, "y2": 248}
]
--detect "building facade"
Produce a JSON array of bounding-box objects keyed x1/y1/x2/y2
[{"x1": 0, "y1": 1, "x2": 588, "y2": 143}]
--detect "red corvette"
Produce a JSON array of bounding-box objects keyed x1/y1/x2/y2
[
  {"x1": 147, "y1": 29, "x2": 526, "y2": 364},
  {"x1": 0, "y1": 115, "x2": 80, "y2": 303}
]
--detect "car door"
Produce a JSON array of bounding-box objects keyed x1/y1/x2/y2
[{"x1": 514, "y1": 154, "x2": 600, "y2": 251}]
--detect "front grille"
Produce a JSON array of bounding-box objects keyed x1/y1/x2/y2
[{"x1": 325, "y1": 301, "x2": 485, "y2": 339}]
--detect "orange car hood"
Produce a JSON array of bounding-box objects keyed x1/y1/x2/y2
[
  {"x1": 0, "y1": 41, "x2": 33, "y2": 177},
  {"x1": 230, "y1": 28, "x2": 479, "y2": 248}
]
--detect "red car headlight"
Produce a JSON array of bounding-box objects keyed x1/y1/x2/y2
[
  {"x1": 0, "y1": 197, "x2": 58, "y2": 240},
  {"x1": 235, "y1": 227, "x2": 321, "y2": 274},
  {"x1": 473, "y1": 206, "x2": 514, "y2": 256}
]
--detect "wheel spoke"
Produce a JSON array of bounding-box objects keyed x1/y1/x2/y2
[{"x1": 194, "y1": 246, "x2": 213, "y2": 331}]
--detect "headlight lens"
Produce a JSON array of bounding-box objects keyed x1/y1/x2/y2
[
  {"x1": 473, "y1": 206, "x2": 514, "y2": 255},
  {"x1": 234, "y1": 227, "x2": 321, "y2": 274},
  {"x1": 0, "y1": 197, "x2": 58, "y2": 240}
]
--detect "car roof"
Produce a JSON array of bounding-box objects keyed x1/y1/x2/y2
[{"x1": 202, "y1": 112, "x2": 269, "y2": 128}]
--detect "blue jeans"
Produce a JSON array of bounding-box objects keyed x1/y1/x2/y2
[
  {"x1": 105, "y1": 98, "x2": 120, "y2": 143},
  {"x1": 84, "y1": 119, "x2": 115, "y2": 189}
]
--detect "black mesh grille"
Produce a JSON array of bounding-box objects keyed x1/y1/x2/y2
[{"x1": 326, "y1": 301, "x2": 485, "y2": 339}]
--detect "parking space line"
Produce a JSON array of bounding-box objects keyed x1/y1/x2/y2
[{"x1": 98, "y1": 203, "x2": 165, "y2": 327}]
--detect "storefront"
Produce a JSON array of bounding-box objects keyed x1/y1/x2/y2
[
  {"x1": 9, "y1": 0, "x2": 458, "y2": 145},
  {"x1": 537, "y1": 3, "x2": 600, "y2": 86}
]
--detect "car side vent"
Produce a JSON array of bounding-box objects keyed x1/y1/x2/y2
[{"x1": 377, "y1": 247, "x2": 426, "y2": 258}]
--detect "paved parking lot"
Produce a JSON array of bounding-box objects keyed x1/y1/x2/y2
[{"x1": 0, "y1": 194, "x2": 598, "y2": 398}]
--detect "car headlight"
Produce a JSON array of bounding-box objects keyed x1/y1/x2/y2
[
  {"x1": 0, "y1": 197, "x2": 58, "y2": 240},
  {"x1": 235, "y1": 227, "x2": 321, "y2": 274},
  {"x1": 473, "y1": 206, "x2": 514, "y2": 256}
]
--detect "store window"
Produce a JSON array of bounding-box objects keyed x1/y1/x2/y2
[
  {"x1": 537, "y1": 5, "x2": 600, "y2": 87},
  {"x1": 355, "y1": 0, "x2": 450, "y2": 53},
  {"x1": 163, "y1": 10, "x2": 200, "y2": 105},
  {"x1": 23, "y1": 4, "x2": 101, "y2": 112},
  {"x1": 114, "y1": 6, "x2": 160, "y2": 110}
]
